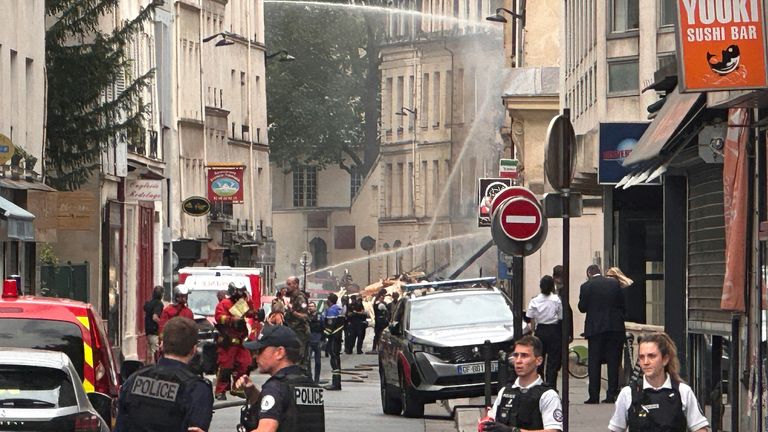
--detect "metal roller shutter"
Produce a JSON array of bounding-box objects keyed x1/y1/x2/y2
[{"x1": 687, "y1": 163, "x2": 730, "y2": 334}]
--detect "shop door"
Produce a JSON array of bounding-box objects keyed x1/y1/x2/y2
[
  {"x1": 136, "y1": 202, "x2": 154, "y2": 361},
  {"x1": 617, "y1": 211, "x2": 663, "y2": 325}
]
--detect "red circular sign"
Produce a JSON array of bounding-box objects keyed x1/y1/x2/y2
[
  {"x1": 499, "y1": 197, "x2": 543, "y2": 241},
  {"x1": 490, "y1": 186, "x2": 538, "y2": 216}
]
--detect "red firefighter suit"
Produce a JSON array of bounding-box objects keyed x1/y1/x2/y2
[{"x1": 214, "y1": 297, "x2": 253, "y2": 396}]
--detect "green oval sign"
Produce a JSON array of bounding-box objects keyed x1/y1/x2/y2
[{"x1": 182, "y1": 196, "x2": 211, "y2": 217}]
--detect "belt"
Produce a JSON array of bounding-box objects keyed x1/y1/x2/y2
[{"x1": 537, "y1": 322, "x2": 561, "y2": 326}]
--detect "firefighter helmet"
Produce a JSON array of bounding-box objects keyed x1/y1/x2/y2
[
  {"x1": 227, "y1": 280, "x2": 247, "y2": 297},
  {"x1": 173, "y1": 284, "x2": 189, "y2": 302}
]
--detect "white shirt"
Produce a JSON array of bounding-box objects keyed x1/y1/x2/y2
[
  {"x1": 488, "y1": 376, "x2": 563, "y2": 431},
  {"x1": 608, "y1": 374, "x2": 710, "y2": 432},
  {"x1": 526, "y1": 293, "x2": 562, "y2": 325}
]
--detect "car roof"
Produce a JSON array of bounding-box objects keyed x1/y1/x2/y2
[
  {"x1": 0, "y1": 347, "x2": 71, "y2": 370},
  {"x1": 0, "y1": 295, "x2": 93, "y2": 321},
  {"x1": 406, "y1": 287, "x2": 503, "y2": 302}
]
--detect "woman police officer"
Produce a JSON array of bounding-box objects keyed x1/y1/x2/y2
[{"x1": 608, "y1": 332, "x2": 709, "y2": 432}]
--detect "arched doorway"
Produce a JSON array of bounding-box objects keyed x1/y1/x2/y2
[{"x1": 309, "y1": 237, "x2": 328, "y2": 270}]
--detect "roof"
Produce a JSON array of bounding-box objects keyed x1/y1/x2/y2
[
  {"x1": 0, "y1": 295, "x2": 93, "y2": 323},
  {"x1": 0, "y1": 348, "x2": 70, "y2": 369}
]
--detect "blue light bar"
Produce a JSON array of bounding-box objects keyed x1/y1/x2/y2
[{"x1": 404, "y1": 277, "x2": 497, "y2": 292}]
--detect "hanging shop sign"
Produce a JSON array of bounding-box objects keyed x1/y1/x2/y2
[
  {"x1": 477, "y1": 178, "x2": 513, "y2": 227},
  {"x1": 126, "y1": 179, "x2": 163, "y2": 201},
  {"x1": 182, "y1": 196, "x2": 211, "y2": 217},
  {"x1": 207, "y1": 165, "x2": 245, "y2": 203},
  {"x1": 0, "y1": 134, "x2": 15, "y2": 165},
  {"x1": 676, "y1": 0, "x2": 768, "y2": 92}
]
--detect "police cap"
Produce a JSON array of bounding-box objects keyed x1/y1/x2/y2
[{"x1": 244, "y1": 325, "x2": 301, "y2": 351}]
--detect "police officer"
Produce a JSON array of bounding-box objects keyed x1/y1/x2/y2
[
  {"x1": 526, "y1": 275, "x2": 563, "y2": 385},
  {"x1": 322, "y1": 293, "x2": 344, "y2": 391},
  {"x1": 483, "y1": 335, "x2": 563, "y2": 432},
  {"x1": 234, "y1": 325, "x2": 325, "y2": 432},
  {"x1": 115, "y1": 316, "x2": 213, "y2": 432},
  {"x1": 608, "y1": 332, "x2": 709, "y2": 432},
  {"x1": 214, "y1": 281, "x2": 254, "y2": 400}
]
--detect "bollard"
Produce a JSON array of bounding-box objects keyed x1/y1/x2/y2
[{"x1": 483, "y1": 340, "x2": 492, "y2": 408}]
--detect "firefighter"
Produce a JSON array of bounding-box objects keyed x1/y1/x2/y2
[
  {"x1": 214, "y1": 280, "x2": 254, "y2": 401},
  {"x1": 235, "y1": 325, "x2": 325, "y2": 432},
  {"x1": 322, "y1": 293, "x2": 344, "y2": 391},
  {"x1": 158, "y1": 284, "x2": 193, "y2": 334}
]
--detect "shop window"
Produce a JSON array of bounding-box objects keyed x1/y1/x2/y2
[
  {"x1": 611, "y1": 0, "x2": 639, "y2": 33},
  {"x1": 608, "y1": 58, "x2": 639, "y2": 95},
  {"x1": 645, "y1": 261, "x2": 665, "y2": 326}
]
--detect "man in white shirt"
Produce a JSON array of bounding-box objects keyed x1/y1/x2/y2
[{"x1": 483, "y1": 335, "x2": 563, "y2": 432}]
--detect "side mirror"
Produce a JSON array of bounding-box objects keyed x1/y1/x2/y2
[
  {"x1": 120, "y1": 360, "x2": 143, "y2": 383},
  {"x1": 388, "y1": 322, "x2": 401, "y2": 336},
  {"x1": 256, "y1": 308, "x2": 266, "y2": 322},
  {"x1": 87, "y1": 392, "x2": 112, "y2": 426}
]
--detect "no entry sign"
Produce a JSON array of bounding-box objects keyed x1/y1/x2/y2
[{"x1": 499, "y1": 197, "x2": 543, "y2": 241}]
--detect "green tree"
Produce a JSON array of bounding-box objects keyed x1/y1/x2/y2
[
  {"x1": 265, "y1": 2, "x2": 382, "y2": 174},
  {"x1": 45, "y1": 0, "x2": 156, "y2": 190}
]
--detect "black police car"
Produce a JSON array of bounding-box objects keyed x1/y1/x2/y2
[{"x1": 378, "y1": 277, "x2": 517, "y2": 417}]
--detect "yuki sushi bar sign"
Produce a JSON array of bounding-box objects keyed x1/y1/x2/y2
[
  {"x1": 207, "y1": 164, "x2": 245, "y2": 203},
  {"x1": 677, "y1": 0, "x2": 768, "y2": 92}
]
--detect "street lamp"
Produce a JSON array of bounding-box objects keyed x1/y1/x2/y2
[
  {"x1": 265, "y1": 50, "x2": 296, "y2": 62},
  {"x1": 485, "y1": 7, "x2": 525, "y2": 25},
  {"x1": 395, "y1": 107, "x2": 418, "y2": 214},
  {"x1": 202, "y1": 32, "x2": 235, "y2": 47}
]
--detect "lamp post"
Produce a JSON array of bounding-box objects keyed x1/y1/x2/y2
[
  {"x1": 265, "y1": 50, "x2": 296, "y2": 62},
  {"x1": 485, "y1": 5, "x2": 526, "y2": 67},
  {"x1": 395, "y1": 107, "x2": 417, "y2": 214}
]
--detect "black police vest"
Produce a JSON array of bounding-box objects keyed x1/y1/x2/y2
[
  {"x1": 495, "y1": 383, "x2": 552, "y2": 429},
  {"x1": 124, "y1": 363, "x2": 205, "y2": 431},
  {"x1": 244, "y1": 372, "x2": 325, "y2": 432},
  {"x1": 627, "y1": 379, "x2": 687, "y2": 432}
]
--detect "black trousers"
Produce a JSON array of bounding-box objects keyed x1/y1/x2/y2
[
  {"x1": 328, "y1": 332, "x2": 343, "y2": 387},
  {"x1": 587, "y1": 330, "x2": 624, "y2": 400},
  {"x1": 308, "y1": 339, "x2": 322, "y2": 383},
  {"x1": 534, "y1": 322, "x2": 562, "y2": 385},
  {"x1": 346, "y1": 320, "x2": 366, "y2": 353}
]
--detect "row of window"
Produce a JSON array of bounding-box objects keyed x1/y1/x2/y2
[
  {"x1": 610, "y1": 0, "x2": 675, "y2": 33},
  {"x1": 292, "y1": 166, "x2": 364, "y2": 208},
  {"x1": 386, "y1": 0, "x2": 502, "y2": 39}
]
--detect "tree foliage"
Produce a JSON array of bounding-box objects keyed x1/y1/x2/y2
[
  {"x1": 266, "y1": 1, "x2": 381, "y2": 173},
  {"x1": 45, "y1": 0, "x2": 155, "y2": 190}
]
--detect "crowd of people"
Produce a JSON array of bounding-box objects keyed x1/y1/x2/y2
[{"x1": 125, "y1": 266, "x2": 711, "y2": 432}]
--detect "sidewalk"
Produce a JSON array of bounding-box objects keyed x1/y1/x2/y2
[{"x1": 450, "y1": 374, "x2": 617, "y2": 432}]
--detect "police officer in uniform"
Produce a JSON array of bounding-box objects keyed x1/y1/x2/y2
[
  {"x1": 322, "y1": 293, "x2": 344, "y2": 391},
  {"x1": 115, "y1": 316, "x2": 213, "y2": 432},
  {"x1": 608, "y1": 332, "x2": 709, "y2": 432},
  {"x1": 483, "y1": 335, "x2": 563, "y2": 432},
  {"x1": 234, "y1": 325, "x2": 325, "y2": 432}
]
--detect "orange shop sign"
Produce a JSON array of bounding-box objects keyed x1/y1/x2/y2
[{"x1": 677, "y1": 0, "x2": 768, "y2": 92}]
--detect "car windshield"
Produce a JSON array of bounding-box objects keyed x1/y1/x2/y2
[
  {"x1": 0, "y1": 365, "x2": 77, "y2": 408},
  {"x1": 408, "y1": 292, "x2": 514, "y2": 330},
  {"x1": 0, "y1": 319, "x2": 85, "y2": 380},
  {"x1": 188, "y1": 290, "x2": 220, "y2": 316}
]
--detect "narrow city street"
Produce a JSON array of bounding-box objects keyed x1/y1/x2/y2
[{"x1": 209, "y1": 331, "x2": 456, "y2": 432}]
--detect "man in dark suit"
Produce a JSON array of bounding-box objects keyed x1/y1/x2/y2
[{"x1": 578, "y1": 264, "x2": 625, "y2": 404}]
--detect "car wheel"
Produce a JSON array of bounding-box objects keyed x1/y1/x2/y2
[
  {"x1": 380, "y1": 366, "x2": 402, "y2": 415},
  {"x1": 399, "y1": 369, "x2": 424, "y2": 418}
]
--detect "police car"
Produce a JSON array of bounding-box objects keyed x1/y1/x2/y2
[
  {"x1": 0, "y1": 280, "x2": 120, "y2": 427},
  {"x1": 378, "y1": 277, "x2": 517, "y2": 417}
]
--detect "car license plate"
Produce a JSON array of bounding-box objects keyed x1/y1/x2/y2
[{"x1": 457, "y1": 362, "x2": 499, "y2": 375}]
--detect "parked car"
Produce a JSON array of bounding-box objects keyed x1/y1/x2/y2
[
  {"x1": 378, "y1": 277, "x2": 517, "y2": 417},
  {"x1": 0, "y1": 281, "x2": 121, "y2": 425},
  {"x1": 0, "y1": 347, "x2": 111, "y2": 431}
]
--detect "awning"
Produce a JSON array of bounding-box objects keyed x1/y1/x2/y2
[
  {"x1": 0, "y1": 196, "x2": 35, "y2": 241},
  {"x1": 623, "y1": 88, "x2": 705, "y2": 166},
  {"x1": 0, "y1": 177, "x2": 56, "y2": 192}
]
